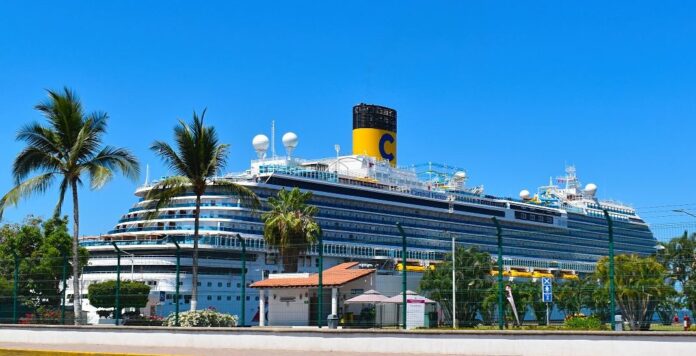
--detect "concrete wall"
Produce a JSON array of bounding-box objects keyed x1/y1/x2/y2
[
  {"x1": 268, "y1": 289, "x2": 309, "y2": 326},
  {"x1": 1, "y1": 325, "x2": 696, "y2": 356}
]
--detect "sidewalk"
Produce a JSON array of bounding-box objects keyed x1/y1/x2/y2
[{"x1": 0, "y1": 343, "x2": 457, "y2": 356}]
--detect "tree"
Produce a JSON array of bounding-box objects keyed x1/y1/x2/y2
[
  {"x1": 554, "y1": 278, "x2": 586, "y2": 318},
  {"x1": 146, "y1": 110, "x2": 258, "y2": 311},
  {"x1": 0, "y1": 88, "x2": 140, "y2": 324},
  {"x1": 517, "y1": 280, "x2": 547, "y2": 325},
  {"x1": 262, "y1": 188, "x2": 321, "y2": 273},
  {"x1": 0, "y1": 216, "x2": 88, "y2": 321},
  {"x1": 420, "y1": 246, "x2": 492, "y2": 327},
  {"x1": 88, "y1": 280, "x2": 150, "y2": 314},
  {"x1": 657, "y1": 231, "x2": 696, "y2": 314},
  {"x1": 595, "y1": 254, "x2": 674, "y2": 330}
]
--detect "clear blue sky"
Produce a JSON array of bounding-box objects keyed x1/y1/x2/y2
[{"x1": 1, "y1": 1, "x2": 694, "y2": 240}]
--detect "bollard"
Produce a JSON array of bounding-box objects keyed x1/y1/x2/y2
[{"x1": 614, "y1": 314, "x2": 623, "y2": 332}]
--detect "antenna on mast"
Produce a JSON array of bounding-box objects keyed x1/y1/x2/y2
[
  {"x1": 144, "y1": 164, "x2": 150, "y2": 186},
  {"x1": 271, "y1": 120, "x2": 276, "y2": 159}
]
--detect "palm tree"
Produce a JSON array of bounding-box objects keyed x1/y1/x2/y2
[
  {"x1": 146, "y1": 109, "x2": 258, "y2": 311},
  {"x1": 0, "y1": 87, "x2": 140, "y2": 324},
  {"x1": 262, "y1": 188, "x2": 321, "y2": 273}
]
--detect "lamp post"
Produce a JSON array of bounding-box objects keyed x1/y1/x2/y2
[
  {"x1": 396, "y1": 223, "x2": 407, "y2": 330},
  {"x1": 602, "y1": 210, "x2": 617, "y2": 331},
  {"x1": 170, "y1": 236, "x2": 181, "y2": 326},
  {"x1": 492, "y1": 217, "x2": 504, "y2": 330},
  {"x1": 236, "y1": 234, "x2": 246, "y2": 327},
  {"x1": 111, "y1": 242, "x2": 122, "y2": 326}
]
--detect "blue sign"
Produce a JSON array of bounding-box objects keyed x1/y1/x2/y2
[{"x1": 541, "y1": 278, "x2": 553, "y2": 303}]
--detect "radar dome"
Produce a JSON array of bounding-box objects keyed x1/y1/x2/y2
[
  {"x1": 252, "y1": 134, "x2": 269, "y2": 159},
  {"x1": 252, "y1": 134, "x2": 270, "y2": 151},
  {"x1": 282, "y1": 132, "x2": 298, "y2": 148},
  {"x1": 282, "y1": 132, "x2": 298, "y2": 157},
  {"x1": 584, "y1": 183, "x2": 598, "y2": 196},
  {"x1": 519, "y1": 190, "x2": 531, "y2": 200},
  {"x1": 453, "y1": 171, "x2": 467, "y2": 180}
]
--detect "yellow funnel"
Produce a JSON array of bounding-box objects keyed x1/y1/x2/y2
[{"x1": 352, "y1": 104, "x2": 397, "y2": 166}]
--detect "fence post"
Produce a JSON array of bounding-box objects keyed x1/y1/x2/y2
[
  {"x1": 13, "y1": 254, "x2": 19, "y2": 324},
  {"x1": 236, "y1": 234, "x2": 246, "y2": 327},
  {"x1": 396, "y1": 223, "x2": 407, "y2": 330},
  {"x1": 603, "y1": 210, "x2": 617, "y2": 330},
  {"x1": 492, "y1": 217, "x2": 504, "y2": 330},
  {"x1": 111, "y1": 242, "x2": 122, "y2": 326},
  {"x1": 170, "y1": 237, "x2": 181, "y2": 326},
  {"x1": 318, "y1": 233, "x2": 323, "y2": 328},
  {"x1": 61, "y1": 254, "x2": 68, "y2": 325}
]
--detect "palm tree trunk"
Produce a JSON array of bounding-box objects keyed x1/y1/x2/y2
[
  {"x1": 190, "y1": 194, "x2": 201, "y2": 311},
  {"x1": 71, "y1": 179, "x2": 82, "y2": 325}
]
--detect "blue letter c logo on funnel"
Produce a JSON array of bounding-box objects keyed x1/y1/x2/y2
[{"x1": 379, "y1": 133, "x2": 395, "y2": 162}]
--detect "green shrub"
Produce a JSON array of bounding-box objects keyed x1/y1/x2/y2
[
  {"x1": 564, "y1": 315, "x2": 606, "y2": 330},
  {"x1": 163, "y1": 308, "x2": 238, "y2": 327},
  {"x1": 88, "y1": 280, "x2": 151, "y2": 310}
]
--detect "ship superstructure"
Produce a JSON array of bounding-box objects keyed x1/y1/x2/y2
[{"x1": 73, "y1": 103, "x2": 656, "y2": 325}]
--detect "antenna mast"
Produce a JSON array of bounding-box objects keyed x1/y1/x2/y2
[
  {"x1": 144, "y1": 164, "x2": 150, "y2": 186},
  {"x1": 271, "y1": 120, "x2": 276, "y2": 159}
]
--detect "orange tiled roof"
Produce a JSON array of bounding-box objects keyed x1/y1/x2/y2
[{"x1": 250, "y1": 262, "x2": 374, "y2": 289}]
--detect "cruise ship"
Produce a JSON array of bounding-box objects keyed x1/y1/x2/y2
[{"x1": 73, "y1": 104, "x2": 657, "y2": 324}]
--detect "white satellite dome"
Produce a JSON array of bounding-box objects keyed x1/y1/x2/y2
[
  {"x1": 584, "y1": 183, "x2": 598, "y2": 196},
  {"x1": 252, "y1": 134, "x2": 269, "y2": 159},
  {"x1": 519, "y1": 189, "x2": 531, "y2": 200},
  {"x1": 282, "y1": 132, "x2": 298, "y2": 148},
  {"x1": 453, "y1": 171, "x2": 467, "y2": 180},
  {"x1": 282, "y1": 132, "x2": 298, "y2": 157},
  {"x1": 252, "y1": 134, "x2": 270, "y2": 151}
]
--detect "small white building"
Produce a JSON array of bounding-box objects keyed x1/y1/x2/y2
[{"x1": 251, "y1": 262, "x2": 378, "y2": 326}]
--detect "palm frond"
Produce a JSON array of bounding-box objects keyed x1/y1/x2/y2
[
  {"x1": 69, "y1": 113, "x2": 108, "y2": 164},
  {"x1": 16, "y1": 122, "x2": 63, "y2": 158},
  {"x1": 210, "y1": 179, "x2": 260, "y2": 209},
  {"x1": 0, "y1": 173, "x2": 56, "y2": 219},
  {"x1": 54, "y1": 177, "x2": 69, "y2": 217},
  {"x1": 82, "y1": 145, "x2": 140, "y2": 188},
  {"x1": 35, "y1": 87, "x2": 84, "y2": 149},
  {"x1": 12, "y1": 146, "x2": 64, "y2": 184},
  {"x1": 143, "y1": 176, "x2": 191, "y2": 220},
  {"x1": 151, "y1": 140, "x2": 190, "y2": 177}
]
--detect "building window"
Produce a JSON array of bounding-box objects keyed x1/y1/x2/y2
[
  {"x1": 218, "y1": 282, "x2": 222, "y2": 287},
  {"x1": 207, "y1": 295, "x2": 212, "y2": 301},
  {"x1": 217, "y1": 296, "x2": 222, "y2": 301},
  {"x1": 236, "y1": 296, "x2": 240, "y2": 301},
  {"x1": 207, "y1": 282, "x2": 212, "y2": 287},
  {"x1": 227, "y1": 296, "x2": 232, "y2": 301},
  {"x1": 227, "y1": 282, "x2": 231, "y2": 288}
]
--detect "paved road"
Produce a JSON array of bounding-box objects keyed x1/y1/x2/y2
[{"x1": 0, "y1": 343, "x2": 467, "y2": 356}]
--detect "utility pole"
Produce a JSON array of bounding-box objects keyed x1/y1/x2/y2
[
  {"x1": 396, "y1": 223, "x2": 407, "y2": 330},
  {"x1": 492, "y1": 217, "x2": 504, "y2": 330},
  {"x1": 603, "y1": 210, "x2": 616, "y2": 330},
  {"x1": 170, "y1": 237, "x2": 181, "y2": 326},
  {"x1": 111, "y1": 242, "x2": 122, "y2": 326},
  {"x1": 236, "y1": 234, "x2": 246, "y2": 327}
]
